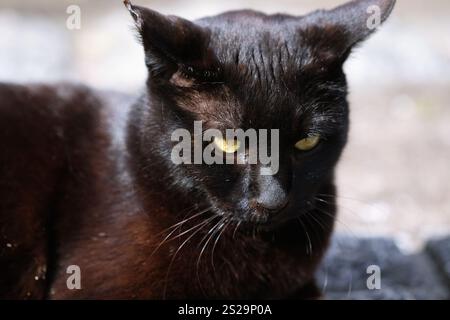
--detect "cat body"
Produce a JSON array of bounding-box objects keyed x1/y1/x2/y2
[
  {"x1": 0, "y1": 82, "x2": 329, "y2": 299},
  {"x1": 0, "y1": 0, "x2": 395, "y2": 299}
]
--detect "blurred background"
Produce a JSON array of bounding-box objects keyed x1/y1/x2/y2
[{"x1": 0, "y1": 0, "x2": 449, "y2": 252}]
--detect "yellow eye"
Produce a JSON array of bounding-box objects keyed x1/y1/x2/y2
[
  {"x1": 295, "y1": 135, "x2": 320, "y2": 151},
  {"x1": 214, "y1": 136, "x2": 240, "y2": 154}
]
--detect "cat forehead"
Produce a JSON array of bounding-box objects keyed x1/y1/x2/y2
[
  {"x1": 195, "y1": 10, "x2": 347, "y2": 73},
  {"x1": 196, "y1": 10, "x2": 303, "y2": 43},
  {"x1": 175, "y1": 13, "x2": 341, "y2": 127},
  {"x1": 196, "y1": 10, "x2": 298, "y2": 27}
]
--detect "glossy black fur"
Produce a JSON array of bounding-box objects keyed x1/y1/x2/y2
[{"x1": 0, "y1": 0, "x2": 395, "y2": 299}]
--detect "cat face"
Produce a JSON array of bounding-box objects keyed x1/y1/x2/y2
[{"x1": 126, "y1": 0, "x2": 395, "y2": 226}]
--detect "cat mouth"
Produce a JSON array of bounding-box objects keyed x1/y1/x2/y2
[
  {"x1": 215, "y1": 201, "x2": 291, "y2": 228},
  {"x1": 246, "y1": 199, "x2": 316, "y2": 230}
]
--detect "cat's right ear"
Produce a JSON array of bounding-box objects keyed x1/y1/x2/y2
[{"x1": 123, "y1": 1, "x2": 214, "y2": 81}]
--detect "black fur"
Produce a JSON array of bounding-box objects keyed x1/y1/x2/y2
[{"x1": 0, "y1": 0, "x2": 395, "y2": 299}]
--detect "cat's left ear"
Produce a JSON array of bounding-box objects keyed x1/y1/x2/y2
[{"x1": 302, "y1": 0, "x2": 396, "y2": 67}]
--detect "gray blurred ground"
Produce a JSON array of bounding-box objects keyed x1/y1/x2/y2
[
  {"x1": 318, "y1": 235, "x2": 450, "y2": 299},
  {"x1": 0, "y1": 0, "x2": 449, "y2": 253}
]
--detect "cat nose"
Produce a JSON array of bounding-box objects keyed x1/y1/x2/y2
[
  {"x1": 253, "y1": 175, "x2": 288, "y2": 212},
  {"x1": 255, "y1": 191, "x2": 288, "y2": 212}
]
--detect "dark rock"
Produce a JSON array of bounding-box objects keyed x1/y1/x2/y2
[
  {"x1": 317, "y1": 236, "x2": 450, "y2": 300},
  {"x1": 426, "y1": 236, "x2": 450, "y2": 286}
]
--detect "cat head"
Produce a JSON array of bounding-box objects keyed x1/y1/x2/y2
[{"x1": 125, "y1": 0, "x2": 395, "y2": 226}]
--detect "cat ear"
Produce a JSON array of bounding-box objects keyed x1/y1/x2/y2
[
  {"x1": 301, "y1": 0, "x2": 396, "y2": 67},
  {"x1": 123, "y1": 1, "x2": 215, "y2": 80}
]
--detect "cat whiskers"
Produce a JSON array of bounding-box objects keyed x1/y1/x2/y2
[
  {"x1": 312, "y1": 196, "x2": 359, "y2": 239},
  {"x1": 195, "y1": 216, "x2": 235, "y2": 297},
  {"x1": 303, "y1": 211, "x2": 327, "y2": 251},
  {"x1": 210, "y1": 219, "x2": 230, "y2": 272},
  {"x1": 162, "y1": 214, "x2": 217, "y2": 299},
  {"x1": 150, "y1": 207, "x2": 212, "y2": 258},
  {"x1": 297, "y1": 217, "x2": 313, "y2": 256},
  {"x1": 153, "y1": 204, "x2": 201, "y2": 237},
  {"x1": 311, "y1": 195, "x2": 359, "y2": 297},
  {"x1": 195, "y1": 216, "x2": 225, "y2": 296},
  {"x1": 316, "y1": 193, "x2": 385, "y2": 230},
  {"x1": 232, "y1": 220, "x2": 242, "y2": 240}
]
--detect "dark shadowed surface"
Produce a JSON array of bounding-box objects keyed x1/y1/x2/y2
[{"x1": 317, "y1": 235, "x2": 450, "y2": 299}]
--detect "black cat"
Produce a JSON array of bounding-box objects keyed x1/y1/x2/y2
[{"x1": 0, "y1": 0, "x2": 395, "y2": 299}]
